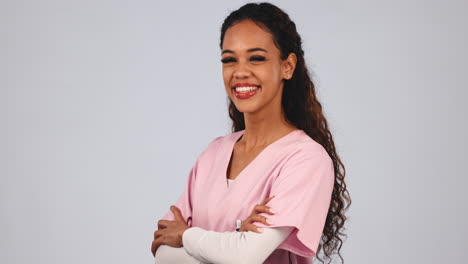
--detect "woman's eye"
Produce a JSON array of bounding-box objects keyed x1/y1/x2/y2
[
  {"x1": 221, "y1": 57, "x2": 236, "y2": 63},
  {"x1": 250, "y1": 56, "x2": 265, "y2": 62},
  {"x1": 220, "y1": 56, "x2": 265, "y2": 63}
]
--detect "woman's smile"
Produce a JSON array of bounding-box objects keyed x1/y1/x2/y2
[{"x1": 233, "y1": 83, "x2": 261, "y2": 99}]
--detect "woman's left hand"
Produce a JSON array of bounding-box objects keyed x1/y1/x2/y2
[{"x1": 151, "y1": 205, "x2": 190, "y2": 257}]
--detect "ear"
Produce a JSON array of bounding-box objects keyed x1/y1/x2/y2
[{"x1": 282, "y1": 52, "x2": 297, "y2": 80}]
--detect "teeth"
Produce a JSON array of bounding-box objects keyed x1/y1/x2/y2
[{"x1": 235, "y1": 86, "x2": 259, "y2": 93}]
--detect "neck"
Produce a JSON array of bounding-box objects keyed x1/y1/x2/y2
[{"x1": 239, "y1": 106, "x2": 297, "y2": 151}]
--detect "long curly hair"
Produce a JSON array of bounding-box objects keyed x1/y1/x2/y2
[{"x1": 219, "y1": 2, "x2": 351, "y2": 263}]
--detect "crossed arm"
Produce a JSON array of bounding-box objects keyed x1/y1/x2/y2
[{"x1": 155, "y1": 226, "x2": 294, "y2": 264}]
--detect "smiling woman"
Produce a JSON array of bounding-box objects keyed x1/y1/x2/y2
[{"x1": 152, "y1": 2, "x2": 350, "y2": 264}]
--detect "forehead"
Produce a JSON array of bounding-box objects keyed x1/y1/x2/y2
[{"x1": 222, "y1": 19, "x2": 278, "y2": 53}]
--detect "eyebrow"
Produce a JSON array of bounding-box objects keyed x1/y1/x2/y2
[{"x1": 221, "y1": 47, "x2": 268, "y2": 55}]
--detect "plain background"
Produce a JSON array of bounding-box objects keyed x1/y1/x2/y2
[{"x1": 2, "y1": 0, "x2": 467, "y2": 263}]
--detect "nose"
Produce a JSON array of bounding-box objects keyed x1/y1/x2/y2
[{"x1": 233, "y1": 60, "x2": 251, "y2": 79}]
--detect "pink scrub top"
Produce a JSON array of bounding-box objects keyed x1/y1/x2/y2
[{"x1": 161, "y1": 129, "x2": 335, "y2": 264}]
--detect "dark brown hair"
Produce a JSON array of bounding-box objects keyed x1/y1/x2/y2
[{"x1": 220, "y1": 3, "x2": 351, "y2": 263}]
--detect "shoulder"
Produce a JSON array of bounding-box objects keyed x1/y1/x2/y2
[
  {"x1": 209, "y1": 130, "x2": 242, "y2": 147},
  {"x1": 284, "y1": 130, "x2": 332, "y2": 164},
  {"x1": 204, "y1": 130, "x2": 242, "y2": 150},
  {"x1": 275, "y1": 131, "x2": 334, "y2": 183},
  {"x1": 196, "y1": 130, "x2": 242, "y2": 160}
]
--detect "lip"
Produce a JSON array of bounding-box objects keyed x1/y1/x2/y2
[
  {"x1": 232, "y1": 82, "x2": 261, "y2": 99},
  {"x1": 232, "y1": 83, "x2": 261, "y2": 88},
  {"x1": 234, "y1": 87, "x2": 259, "y2": 99}
]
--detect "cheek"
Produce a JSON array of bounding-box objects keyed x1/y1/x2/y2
[
  {"x1": 258, "y1": 67, "x2": 276, "y2": 84},
  {"x1": 265, "y1": 65, "x2": 282, "y2": 84},
  {"x1": 222, "y1": 68, "x2": 232, "y2": 85}
]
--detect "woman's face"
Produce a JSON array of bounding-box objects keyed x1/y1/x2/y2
[{"x1": 221, "y1": 19, "x2": 293, "y2": 115}]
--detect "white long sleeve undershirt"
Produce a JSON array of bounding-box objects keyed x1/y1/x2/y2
[
  {"x1": 155, "y1": 226, "x2": 294, "y2": 264},
  {"x1": 154, "y1": 179, "x2": 294, "y2": 264}
]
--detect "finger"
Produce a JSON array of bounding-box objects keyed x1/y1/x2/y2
[
  {"x1": 151, "y1": 239, "x2": 161, "y2": 257},
  {"x1": 260, "y1": 195, "x2": 276, "y2": 205},
  {"x1": 242, "y1": 216, "x2": 253, "y2": 225},
  {"x1": 170, "y1": 205, "x2": 185, "y2": 223},
  {"x1": 154, "y1": 229, "x2": 164, "y2": 239},
  {"x1": 241, "y1": 222, "x2": 264, "y2": 233},
  {"x1": 151, "y1": 236, "x2": 164, "y2": 257},
  {"x1": 251, "y1": 214, "x2": 272, "y2": 226},
  {"x1": 158, "y1": 220, "x2": 169, "y2": 230},
  {"x1": 254, "y1": 204, "x2": 276, "y2": 215}
]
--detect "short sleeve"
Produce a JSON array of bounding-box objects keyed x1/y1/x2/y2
[
  {"x1": 159, "y1": 158, "x2": 199, "y2": 227},
  {"x1": 254, "y1": 148, "x2": 335, "y2": 258},
  {"x1": 158, "y1": 136, "x2": 222, "y2": 227}
]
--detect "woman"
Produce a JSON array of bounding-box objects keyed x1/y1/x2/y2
[{"x1": 151, "y1": 2, "x2": 350, "y2": 263}]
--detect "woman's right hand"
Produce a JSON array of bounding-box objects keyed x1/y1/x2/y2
[{"x1": 239, "y1": 196, "x2": 276, "y2": 233}]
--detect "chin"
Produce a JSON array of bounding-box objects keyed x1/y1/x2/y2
[{"x1": 234, "y1": 104, "x2": 260, "y2": 114}]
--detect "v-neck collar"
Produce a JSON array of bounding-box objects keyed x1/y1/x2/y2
[{"x1": 223, "y1": 129, "x2": 301, "y2": 190}]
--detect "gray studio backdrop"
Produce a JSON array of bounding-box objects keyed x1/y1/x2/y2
[{"x1": 2, "y1": 0, "x2": 467, "y2": 263}]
